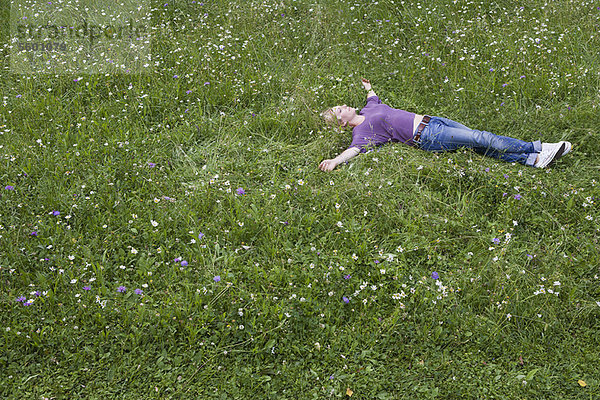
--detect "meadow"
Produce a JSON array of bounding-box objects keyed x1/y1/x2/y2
[{"x1": 1, "y1": 0, "x2": 600, "y2": 398}]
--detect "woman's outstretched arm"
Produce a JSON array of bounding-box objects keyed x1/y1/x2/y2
[
  {"x1": 362, "y1": 78, "x2": 376, "y2": 98},
  {"x1": 319, "y1": 147, "x2": 361, "y2": 171}
]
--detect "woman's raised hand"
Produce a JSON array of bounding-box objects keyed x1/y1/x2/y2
[{"x1": 361, "y1": 78, "x2": 371, "y2": 91}]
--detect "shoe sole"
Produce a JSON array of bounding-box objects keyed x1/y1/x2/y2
[{"x1": 546, "y1": 143, "x2": 566, "y2": 168}]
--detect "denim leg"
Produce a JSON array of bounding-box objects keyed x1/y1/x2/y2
[{"x1": 419, "y1": 117, "x2": 541, "y2": 166}]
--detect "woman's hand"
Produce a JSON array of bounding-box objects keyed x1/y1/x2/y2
[
  {"x1": 319, "y1": 159, "x2": 338, "y2": 172},
  {"x1": 361, "y1": 78, "x2": 372, "y2": 91},
  {"x1": 319, "y1": 149, "x2": 360, "y2": 172}
]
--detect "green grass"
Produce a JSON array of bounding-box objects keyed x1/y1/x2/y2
[{"x1": 1, "y1": 0, "x2": 600, "y2": 398}]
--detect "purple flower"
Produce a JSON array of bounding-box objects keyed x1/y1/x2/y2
[
  {"x1": 502, "y1": 83, "x2": 508, "y2": 87},
  {"x1": 148, "y1": 162, "x2": 156, "y2": 168},
  {"x1": 236, "y1": 188, "x2": 246, "y2": 195},
  {"x1": 503, "y1": 193, "x2": 508, "y2": 197},
  {"x1": 514, "y1": 194, "x2": 522, "y2": 200},
  {"x1": 34, "y1": 291, "x2": 42, "y2": 296},
  {"x1": 83, "y1": 286, "x2": 91, "y2": 291},
  {"x1": 204, "y1": 81, "x2": 210, "y2": 86},
  {"x1": 344, "y1": 274, "x2": 351, "y2": 280},
  {"x1": 51, "y1": 210, "x2": 60, "y2": 216},
  {"x1": 23, "y1": 302, "x2": 32, "y2": 306},
  {"x1": 174, "y1": 257, "x2": 181, "y2": 263},
  {"x1": 16, "y1": 94, "x2": 22, "y2": 98},
  {"x1": 117, "y1": 286, "x2": 127, "y2": 293},
  {"x1": 492, "y1": 238, "x2": 500, "y2": 244},
  {"x1": 4, "y1": 185, "x2": 14, "y2": 190},
  {"x1": 198, "y1": 232, "x2": 204, "y2": 240},
  {"x1": 30, "y1": 231, "x2": 37, "y2": 237},
  {"x1": 431, "y1": 271, "x2": 439, "y2": 280},
  {"x1": 489, "y1": 68, "x2": 494, "y2": 72},
  {"x1": 520, "y1": 75, "x2": 526, "y2": 79},
  {"x1": 16, "y1": 296, "x2": 26, "y2": 302},
  {"x1": 213, "y1": 275, "x2": 221, "y2": 282},
  {"x1": 181, "y1": 260, "x2": 188, "y2": 267},
  {"x1": 134, "y1": 288, "x2": 143, "y2": 295},
  {"x1": 173, "y1": 75, "x2": 178, "y2": 78},
  {"x1": 342, "y1": 296, "x2": 350, "y2": 304}
]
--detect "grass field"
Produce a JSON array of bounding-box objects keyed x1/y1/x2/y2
[{"x1": 1, "y1": 0, "x2": 600, "y2": 398}]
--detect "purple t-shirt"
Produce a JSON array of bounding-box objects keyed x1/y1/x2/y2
[{"x1": 348, "y1": 96, "x2": 416, "y2": 153}]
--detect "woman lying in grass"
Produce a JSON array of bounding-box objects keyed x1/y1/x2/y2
[{"x1": 319, "y1": 78, "x2": 571, "y2": 171}]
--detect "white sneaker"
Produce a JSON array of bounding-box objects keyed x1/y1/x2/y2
[
  {"x1": 543, "y1": 141, "x2": 572, "y2": 156},
  {"x1": 535, "y1": 142, "x2": 566, "y2": 168}
]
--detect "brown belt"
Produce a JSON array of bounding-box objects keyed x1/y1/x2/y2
[{"x1": 413, "y1": 115, "x2": 431, "y2": 144}]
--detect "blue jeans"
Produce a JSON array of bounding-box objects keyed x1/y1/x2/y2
[{"x1": 415, "y1": 116, "x2": 541, "y2": 167}]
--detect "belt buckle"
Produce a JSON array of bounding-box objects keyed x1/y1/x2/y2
[{"x1": 413, "y1": 116, "x2": 430, "y2": 146}]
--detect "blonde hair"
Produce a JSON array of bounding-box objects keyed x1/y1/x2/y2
[{"x1": 320, "y1": 107, "x2": 346, "y2": 127}]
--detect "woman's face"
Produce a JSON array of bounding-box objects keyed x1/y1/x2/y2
[{"x1": 330, "y1": 105, "x2": 356, "y2": 127}]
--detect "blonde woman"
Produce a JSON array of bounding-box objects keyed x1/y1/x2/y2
[{"x1": 319, "y1": 78, "x2": 571, "y2": 172}]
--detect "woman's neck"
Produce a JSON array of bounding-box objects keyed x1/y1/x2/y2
[{"x1": 348, "y1": 114, "x2": 365, "y2": 128}]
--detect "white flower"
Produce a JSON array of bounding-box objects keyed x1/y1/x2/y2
[
  {"x1": 151, "y1": 220, "x2": 158, "y2": 227},
  {"x1": 506, "y1": 313, "x2": 512, "y2": 320},
  {"x1": 131, "y1": 247, "x2": 138, "y2": 254},
  {"x1": 336, "y1": 221, "x2": 343, "y2": 228}
]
